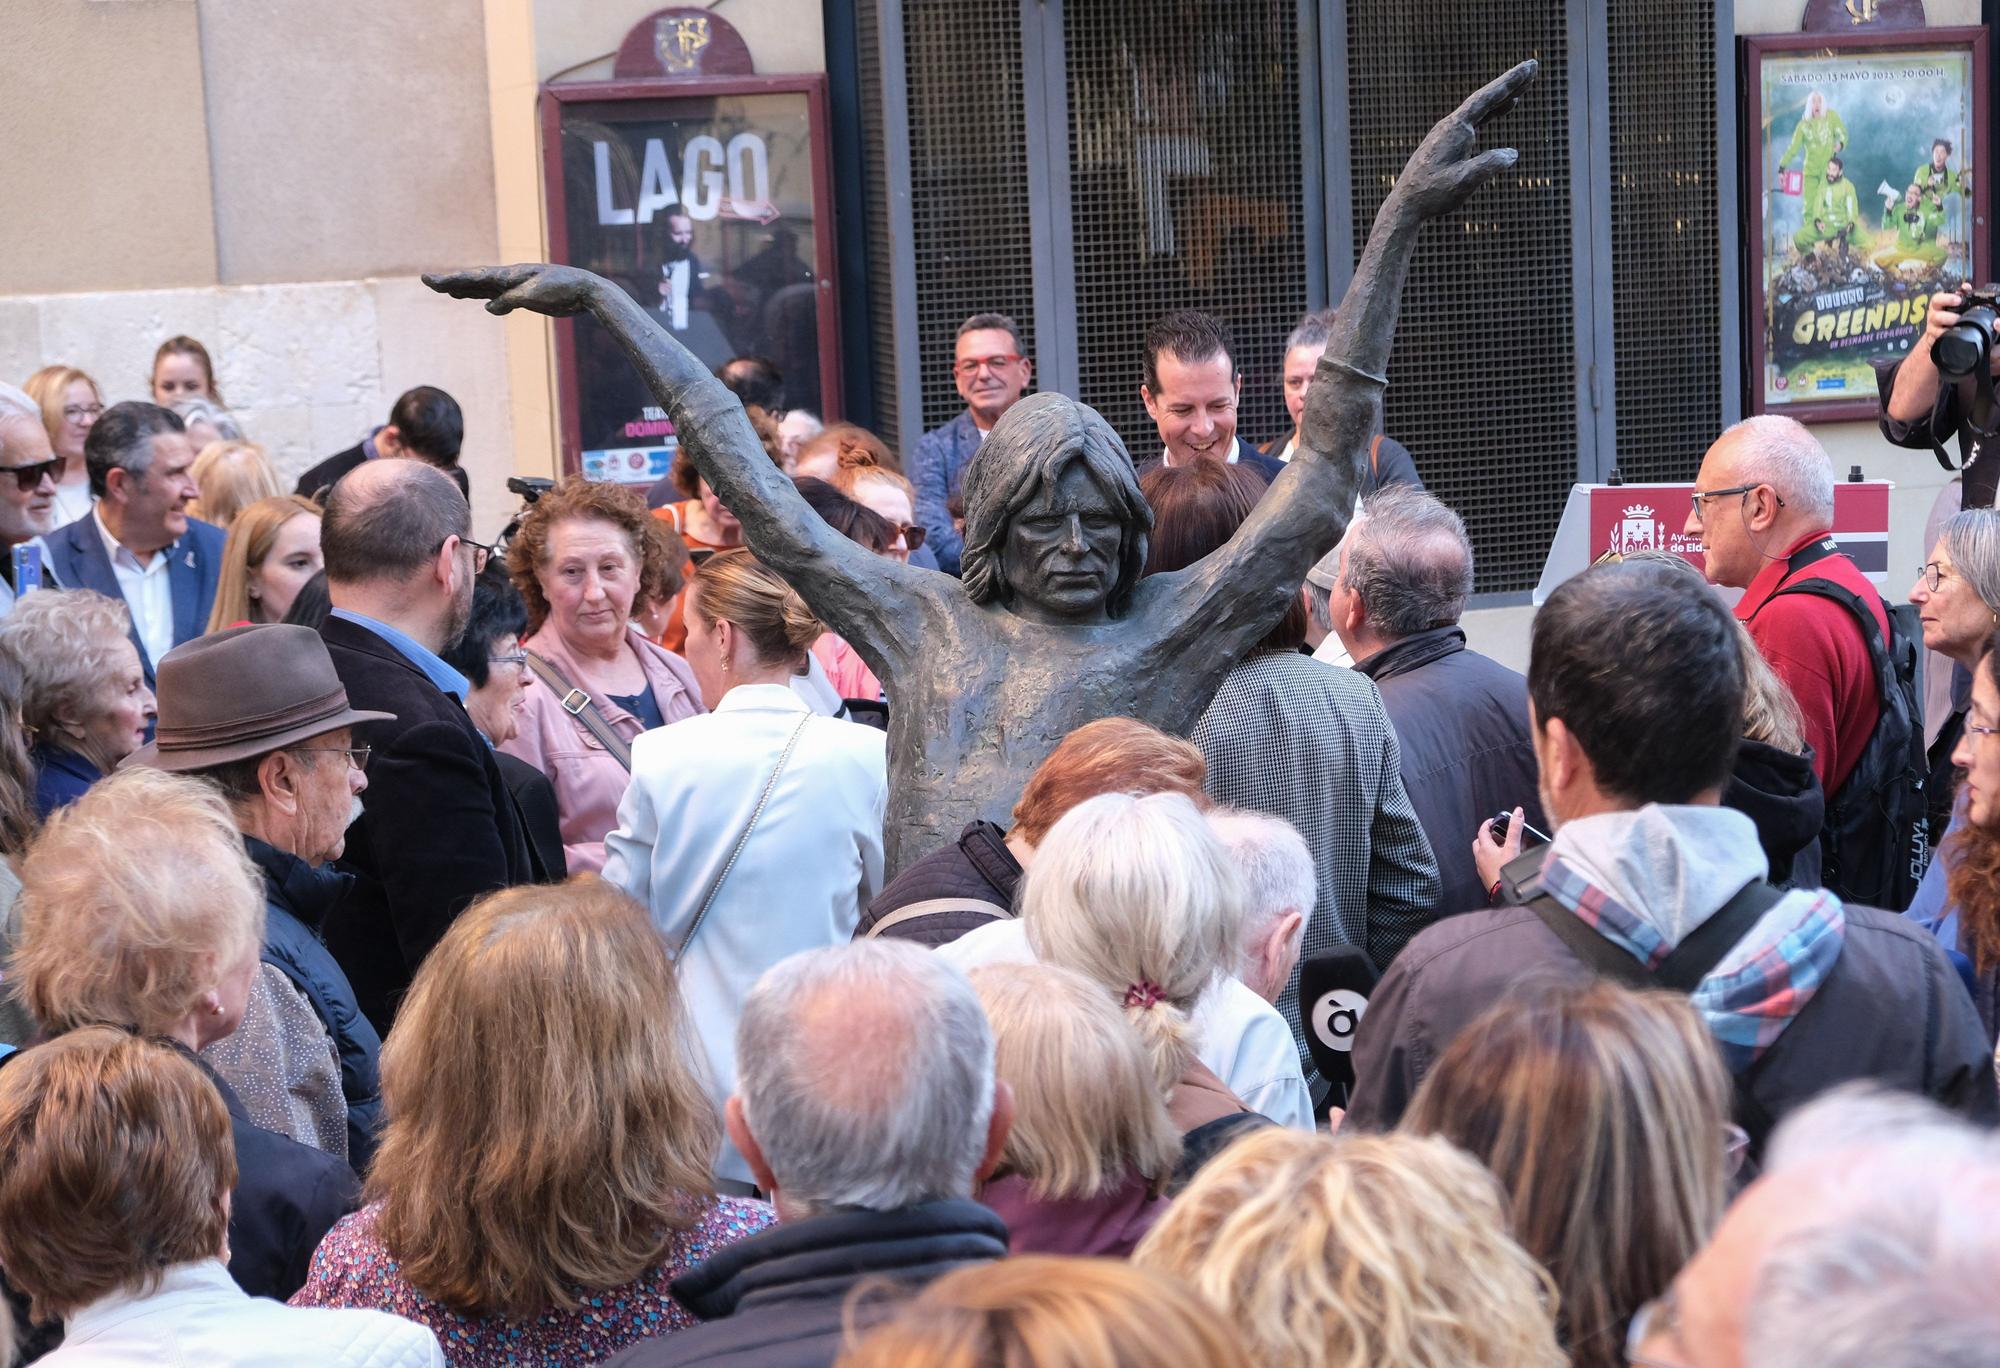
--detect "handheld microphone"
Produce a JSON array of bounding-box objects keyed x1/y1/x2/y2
[{"x1": 1298, "y1": 944, "x2": 1380, "y2": 1116}]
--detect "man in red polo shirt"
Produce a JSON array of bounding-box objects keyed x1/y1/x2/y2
[{"x1": 1684, "y1": 415, "x2": 1886, "y2": 798}]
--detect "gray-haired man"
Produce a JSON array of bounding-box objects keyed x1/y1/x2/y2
[
  {"x1": 604, "y1": 939, "x2": 1013, "y2": 1368},
  {"x1": 1314, "y1": 485, "x2": 1544, "y2": 916}
]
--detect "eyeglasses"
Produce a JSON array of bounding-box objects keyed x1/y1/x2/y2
[
  {"x1": 1966, "y1": 719, "x2": 2000, "y2": 740},
  {"x1": 445, "y1": 535, "x2": 496, "y2": 573},
  {"x1": 1624, "y1": 1289, "x2": 1687, "y2": 1368},
  {"x1": 892, "y1": 522, "x2": 928, "y2": 551},
  {"x1": 293, "y1": 745, "x2": 372, "y2": 772},
  {"x1": 489, "y1": 651, "x2": 528, "y2": 670},
  {"x1": 1918, "y1": 561, "x2": 1951, "y2": 592},
  {"x1": 954, "y1": 353, "x2": 1025, "y2": 376},
  {"x1": 0, "y1": 455, "x2": 65, "y2": 493},
  {"x1": 62, "y1": 403, "x2": 104, "y2": 424},
  {"x1": 1687, "y1": 483, "x2": 1783, "y2": 523}
]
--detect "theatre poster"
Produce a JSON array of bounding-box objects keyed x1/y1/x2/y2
[
  {"x1": 542, "y1": 76, "x2": 839, "y2": 483},
  {"x1": 1744, "y1": 28, "x2": 1988, "y2": 422}
]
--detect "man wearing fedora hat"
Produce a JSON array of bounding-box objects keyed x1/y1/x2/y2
[{"x1": 126, "y1": 622, "x2": 394, "y2": 1171}]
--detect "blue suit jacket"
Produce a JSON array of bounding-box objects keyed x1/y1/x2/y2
[
  {"x1": 910, "y1": 409, "x2": 985, "y2": 576},
  {"x1": 41, "y1": 512, "x2": 228, "y2": 684}
]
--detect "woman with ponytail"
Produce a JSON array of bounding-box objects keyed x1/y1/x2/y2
[{"x1": 605, "y1": 548, "x2": 888, "y2": 1188}]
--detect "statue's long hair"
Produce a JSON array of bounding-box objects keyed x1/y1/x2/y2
[{"x1": 958, "y1": 394, "x2": 1153, "y2": 619}]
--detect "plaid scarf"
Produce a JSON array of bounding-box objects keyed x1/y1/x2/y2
[{"x1": 1538, "y1": 853, "x2": 1847, "y2": 1071}]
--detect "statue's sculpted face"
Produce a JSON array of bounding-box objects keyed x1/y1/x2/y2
[{"x1": 1002, "y1": 459, "x2": 1126, "y2": 624}]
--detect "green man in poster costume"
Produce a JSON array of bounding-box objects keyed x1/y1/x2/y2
[
  {"x1": 1914, "y1": 138, "x2": 1964, "y2": 210},
  {"x1": 1794, "y1": 154, "x2": 1860, "y2": 256},
  {"x1": 1874, "y1": 183, "x2": 1947, "y2": 271},
  {"x1": 1780, "y1": 89, "x2": 1848, "y2": 205}
]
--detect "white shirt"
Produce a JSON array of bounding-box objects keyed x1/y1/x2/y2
[
  {"x1": 51, "y1": 480, "x2": 93, "y2": 528},
  {"x1": 45, "y1": 1259, "x2": 443, "y2": 1368},
  {"x1": 605, "y1": 684, "x2": 887, "y2": 1181},
  {"x1": 935, "y1": 919, "x2": 1314, "y2": 1131},
  {"x1": 92, "y1": 504, "x2": 173, "y2": 668}
]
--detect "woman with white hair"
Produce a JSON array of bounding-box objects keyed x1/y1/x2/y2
[
  {"x1": 0, "y1": 589, "x2": 155, "y2": 816},
  {"x1": 1910, "y1": 507, "x2": 2000, "y2": 845},
  {"x1": 968, "y1": 962, "x2": 1182, "y2": 1256},
  {"x1": 8, "y1": 767, "x2": 356, "y2": 1302}
]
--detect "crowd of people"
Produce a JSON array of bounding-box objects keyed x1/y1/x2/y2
[{"x1": 0, "y1": 293, "x2": 1996, "y2": 1368}]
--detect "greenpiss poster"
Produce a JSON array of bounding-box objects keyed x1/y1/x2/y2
[{"x1": 1754, "y1": 40, "x2": 1979, "y2": 415}]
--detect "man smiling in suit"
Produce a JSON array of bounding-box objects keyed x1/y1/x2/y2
[{"x1": 41, "y1": 402, "x2": 224, "y2": 686}]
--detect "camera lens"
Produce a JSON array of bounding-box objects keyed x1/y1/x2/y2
[{"x1": 1937, "y1": 321, "x2": 1990, "y2": 378}]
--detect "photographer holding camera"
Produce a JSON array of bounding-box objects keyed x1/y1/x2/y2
[{"x1": 1879, "y1": 288, "x2": 2000, "y2": 509}]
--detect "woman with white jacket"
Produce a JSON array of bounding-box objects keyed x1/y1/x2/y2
[
  {"x1": 606, "y1": 549, "x2": 886, "y2": 1186},
  {"x1": 0, "y1": 1028, "x2": 441, "y2": 1368}
]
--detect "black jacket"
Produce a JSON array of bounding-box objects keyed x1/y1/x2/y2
[
  {"x1": 1355, "y1": 628, "x2": 1544, "y2": 918},
  {"x1": 199, "y1": 1047, "x2": 360, "y2": 1298},
  {"x1": 244, "y1": 834, "x2": 383, "y2": 1172},
  {"x1": 295, "y1": 444, "x2": 471, "y2": 504},
  {"x1": 1874, "y1": 357, "x2": 1999, "y2": 509},
  {"x1": 1724, "y1": 740, "x2": 1825, "y2": 888},
  {"x1": 1348, "y1": 900, "x2": 2000, "y2": 1138},
  {"x1": 1259, "y1": 431, "x2": 1426, "y2": 496},
  {"x1": 497, "y1": 749, "x2": 569, "y2": 883},
  {"x1": 856, "y1": 820, "x2": 1020, "y2": 946},
  {"x1": 602, "y1": 1200, "x2": 1010, "y2": 1368},
  {"x1": 320, "y1": 615, "x2": 536, "y2": 1032}
]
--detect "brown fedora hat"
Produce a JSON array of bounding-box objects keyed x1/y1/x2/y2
[{"x1": 122, "y1": 624, "x2": 395, "y2": 772}]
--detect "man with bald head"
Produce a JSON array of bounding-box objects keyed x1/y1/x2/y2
[
  {"x1": 1684, "y1": 416, "x2": 1909, "y2": 902},
  {"x1": 0, "y1": 385, "x2": 65, "y2": 617},
  {"x1": 316, "y1": 458, "x2": 540, "y2": 1030}
]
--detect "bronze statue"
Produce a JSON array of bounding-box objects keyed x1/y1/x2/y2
[{"x1": 430, "y1": 61, "x2": 1537, "y2": 869}]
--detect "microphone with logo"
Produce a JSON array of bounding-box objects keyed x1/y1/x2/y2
[{"x1": 1299, "y1": 945, "x2": 1380, "y2": 1118}]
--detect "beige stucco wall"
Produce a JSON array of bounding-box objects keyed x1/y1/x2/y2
[{"x1": 0, "y1": 0, "x2": 219, "y2": 295}]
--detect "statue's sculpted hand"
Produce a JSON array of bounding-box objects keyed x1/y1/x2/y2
[
  {"x1": 423, "y1": 264, "x2": 598, "y2": 318},
  {"x1": 1388, "y1": 59, "x2": 1537, "y2": 221}
]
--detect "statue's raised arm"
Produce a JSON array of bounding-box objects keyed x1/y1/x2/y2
[
  {"x1": 1147, "y1": 60, "x2": 1538, "y2": 653},
  {"x1": 422, "y1": 265, "x2": 933, "y2": 668}
]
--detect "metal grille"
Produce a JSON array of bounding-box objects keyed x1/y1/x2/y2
[
  {"x1": 1348, "y1": 4, "x2": 1575, "y2": 594},
  {"x1": 1607, "y1": 0, "x2": 1721, "y2": 482},
  {"x1": 902, "y1": 1, "x2": 1038, "y2": 437},
  {"x1": 854, "y1": 0, "x2": 900, "y2": 441},
  {"x1": 1063, "y1": 2, "x2": 1308, "y2": 455}
]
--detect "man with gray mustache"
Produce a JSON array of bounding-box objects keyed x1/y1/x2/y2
[{"x1": 125, "y1": 623, "x2": 395, "y2": 1173}]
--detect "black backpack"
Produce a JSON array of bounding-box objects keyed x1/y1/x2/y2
[{"x1": 1768, "y1": 537, "x2": 1930, "y2": 911}]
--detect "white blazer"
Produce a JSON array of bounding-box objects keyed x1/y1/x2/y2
[
  {"x1": 606, "y1": 683, "x2": 887, "y2": 1181},
  {"x1": 42, "y1": 1259, "x2": 442, "y2": 1367}
]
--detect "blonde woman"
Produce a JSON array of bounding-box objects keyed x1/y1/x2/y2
[
  {"x1": 1135, "y1": 1128, "x2": 1565, "y2": 1368},
  {"x1": 1403, "y1": 982, "x2": 1734, "y2": 1368},
  {"x1": 835, "y1": 1256, "x2": 1249, "y2": 1368},
  {"x1": 22, "y1": 363, "x2": 101, "y2": 524},
  {"x1": 11, "y1": 767, "x2": 355, "y2": 1300},
  {"x1": 188, "y1": 438, "x2": 280, "y2": 529},
  {"x1": 606, "y1": 548, "x2": 886, "y2": 1186},
  {"x1": 968, "y1": 963, "x2": 1182, "y2": 1255},
  {"x1": 207, "y1": 494, "x2": 324, "y2": 630},
  {"x1": 290, "y1": 879, "x2": 776, "y2": 1364},
  {"x1": 0, "y1": 1029, "x2": 442, "y2": 1368}
]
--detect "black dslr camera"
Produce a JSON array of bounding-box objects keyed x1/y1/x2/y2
[{"x1": 1936, "y1": 285, "x2": 2000, "y2": 379}]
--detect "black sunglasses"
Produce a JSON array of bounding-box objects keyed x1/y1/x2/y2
[{"x1": 0, "y1": 455, "x2": 65, "y2": 494}]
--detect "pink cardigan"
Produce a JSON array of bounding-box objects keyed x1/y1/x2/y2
[{"x1": 501, "y1": 623, "x2": 704, "y2": 872}]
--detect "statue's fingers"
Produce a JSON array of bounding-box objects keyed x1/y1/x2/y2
[
  {"x1": 1456, "y1": 59, "x2": 1538, "y2": 131},
  {"x1": 1444, "y1": 146, "x2": 1520, "y2": 199},
  {"x1": 422, "y1": 266, "x2": 523, "y2": 300}
]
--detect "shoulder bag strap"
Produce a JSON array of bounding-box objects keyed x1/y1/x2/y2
[
  {"x1": 1523, "y1": 879, "x2": 1782, "y2": 994},
  {"x1": 675, "y1": 711, "x2": 812, "y2": 959},
  {"x1": 1369, "y1": 432, "x2": 1383, "y2": 478},
  {"x1": 1523, "y1": 894, "x2": 1650, "y2": 987},
  {"x1": 864, "y1": 896, "x2": 1013, "y2": 939},
  {"x1": 524, "y1": 652, "x2": 634, "y2": 772}
]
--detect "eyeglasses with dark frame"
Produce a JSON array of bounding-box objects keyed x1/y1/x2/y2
[
  {"x1": 62, "y1": 402, "x2": 104, "y2": 424},
  {"x1": 1917, "y1": 561, "x2": 1952, "y2": 593},
  {"x1": 0, "y1": 455, "x2": 66, "y2": 494},
  {"x1": 488, "y1": 651, "x2": 529, "y2": 670},
  {"x1": 1687, "y1": 483, "x2": 1784, "y2": 524},
  {"x1": 892, "y1": 522, "x2": 928, "y2": 552},
  {"x1": 292, "y1": 745, "x2": 372, "y2": 772},
  {"x1": 441, "y1": 535, "x2": 496, "y2": 574}
]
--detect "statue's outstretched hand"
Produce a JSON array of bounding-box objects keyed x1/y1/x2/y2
[
  {"x1": 423, "y1": 264, "x2": 599, "y2": 318},
  {"x1": 1388, "y1": 59, "x2": 1537, "y2": 221}
]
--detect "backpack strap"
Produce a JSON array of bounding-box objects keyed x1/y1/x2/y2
[
  {"x1": 863, "y1": 896, "x2": 1013, "y2": 939},
  {"x1": 1520, "y1": 878, "x2": 1783, "y2": 993},
  {"x1": 1369, "y1": 433, "x2": 1383, "y2": 478}
]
